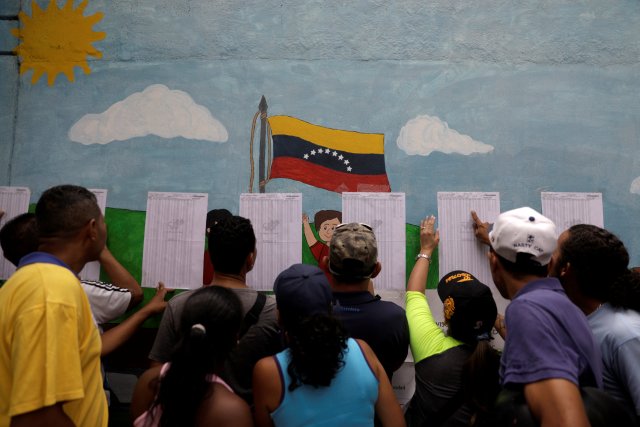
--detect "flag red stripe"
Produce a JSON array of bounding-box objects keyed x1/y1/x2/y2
[{"x1": 270, "y1": 157, "x2": 390, "y2": 193}]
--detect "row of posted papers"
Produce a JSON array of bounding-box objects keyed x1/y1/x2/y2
[
  {"x1": 0, "y1": 188, "x2": 604, "y2": 292},
  {"x1": 0, "y1": 187, "x2": 605, "y2": 405}
]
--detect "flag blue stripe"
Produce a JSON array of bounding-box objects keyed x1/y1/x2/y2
[{"x1": 272, "y1": 135, "x2": 387, "y2": 175}]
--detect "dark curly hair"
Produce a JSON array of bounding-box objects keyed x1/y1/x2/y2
[
  {"x1": 284, "y1": 313, "x2": 348, "y2": 391},
  {"x1": 560, "y1": 224, "x2": 640, "y2": 311},
  {"x1": 208, "y1": 216, "x2": 256, "y2": 275},
  {"x1": 561, "y1": 225, "x2": 624, "y2": 299},
  {"x1": 150, "y1": 286, "x2": 243, "y2": 427},
  {"x1": 609, "y1": 270, "x2": 640, "y2": 312}
]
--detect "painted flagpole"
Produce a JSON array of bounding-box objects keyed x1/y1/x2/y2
[{"x1": 258, "y1": 96, "x2": 268, "y2": 193}]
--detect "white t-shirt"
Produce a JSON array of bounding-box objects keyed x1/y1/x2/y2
[{"x1": 81, "y1": 280, "x2": 132, "y2": 325}]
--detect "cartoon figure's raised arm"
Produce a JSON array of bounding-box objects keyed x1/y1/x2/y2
[{"x1": 302, "y1": 213, "x2": 318, "y2": 247}]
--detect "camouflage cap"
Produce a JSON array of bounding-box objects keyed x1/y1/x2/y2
[{"x1": 328, "y1": 222, "x2": 378, "y2": 280}]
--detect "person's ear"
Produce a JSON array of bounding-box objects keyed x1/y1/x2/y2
[
  {"x1": 246, "y1": 251, "x2": 256, "y2": 271},
  {"x1": 371, "y1": 261, "x2": 382, "y2": 278},
  {"x1": 560, "y1": 261, "x2": 572, "y2": 279},
  {"x1": 488, "y1": 251, "x2": 499, "y2": 274},
  {"x1": 86, "y1": 218, "x2": 98, "y2": 241}
]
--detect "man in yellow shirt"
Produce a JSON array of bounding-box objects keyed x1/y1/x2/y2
[{"x1": 0, "y1": 185, "x2": 108, "y2": 427}]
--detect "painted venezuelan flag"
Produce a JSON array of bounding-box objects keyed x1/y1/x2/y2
[{"x1": 268, "y1": 116, "x2": 391, "y2": 193}]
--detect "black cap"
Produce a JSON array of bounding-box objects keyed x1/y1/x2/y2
[{"x1": 437, "y1": 270, "x2": 498, "y2": 342}]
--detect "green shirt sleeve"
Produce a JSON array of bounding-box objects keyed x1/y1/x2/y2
[{"x1": 405, "y1": 291, "x2": 462, "y2": 363}]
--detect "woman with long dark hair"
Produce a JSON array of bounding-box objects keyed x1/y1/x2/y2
[
  {"x1": 404, "y1": 216, "x2": 501, "y2": 426},
  {"x1": 131, "y1": 286, "x2": 252, "y2": 427},
  {"x1": 252, "y1": 264, "x2": 405, "y2": 427}
]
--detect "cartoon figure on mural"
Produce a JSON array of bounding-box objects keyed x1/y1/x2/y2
[{"x1": 302, "y1": 210, "x2": 342, "y2": 265}]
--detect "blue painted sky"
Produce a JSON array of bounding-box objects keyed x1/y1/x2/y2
[{"x1": 2, "y1": 0, "x2": 640, "y2": 261}]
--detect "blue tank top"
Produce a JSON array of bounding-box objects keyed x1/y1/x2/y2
[{"x1": 271, "y1": 338, "x2": 379, "y2": 427}]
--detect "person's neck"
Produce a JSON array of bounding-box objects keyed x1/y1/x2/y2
[
  {"x1": 506, "y1": 274, "x2": 544, "y2": 299},
  {"x1": 210, "y1": 272, "x2": 248, "y2": 289},
  {"x1": 558, "y1": 277, "x2": 602, "y2": 315},
  {"x1": 580, "y1": 297, "x2": 604, "y2": 316},
  {"x1": 331, "y1": 279, "x2": 370, "y2": 293},
  {"x1": 38, "y1": 242, "x2": 88, "y2": 274}
]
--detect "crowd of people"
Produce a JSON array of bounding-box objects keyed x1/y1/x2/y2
[{"x1": 0, "y1": 184, "x2": 639, "y2": 426}]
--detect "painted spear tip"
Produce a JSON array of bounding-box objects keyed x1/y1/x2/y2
[{"x1": 259, "y1": 95, "x2": 268, "y2": 112}]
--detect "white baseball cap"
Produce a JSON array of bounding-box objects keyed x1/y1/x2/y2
[{"x1": 489, "y1": 207, "x2": 557, "y2": 266}]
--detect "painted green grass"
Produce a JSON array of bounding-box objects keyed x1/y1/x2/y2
[
  {"x1": 5, "y1": 207, "x2": 440, "y2": 326},
  {"x1": 105, "y1": 207, "x2": 440, "y2": 290}
]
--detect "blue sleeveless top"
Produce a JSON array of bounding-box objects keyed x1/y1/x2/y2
[{"x1": 271, "y1": 338, "x2": 379, "y2": 427}]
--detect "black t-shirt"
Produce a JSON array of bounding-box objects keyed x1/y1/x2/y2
[
  {"x1": 332, "y1": 291, "x2": 409, "y2": 380},
  {"x1": 405, "y1": 345, "x2": 474, "y2": 427}
]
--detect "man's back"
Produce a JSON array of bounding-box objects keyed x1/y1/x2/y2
[
  {"x1": 502, "y1": 277, "x2": 602, "y2": 388},
  {"x1": 589, "y1": 303, "x2": 640, "y2": 418},
  {"x1": 0, "y1": 257, "x2": 108, "y2": 426},
  {"x1": 333, "y1": 291, "x2": 409, "y2": 379},
  {"x1": 150, "y1": 286, "x2": 282, "y2": 402}
]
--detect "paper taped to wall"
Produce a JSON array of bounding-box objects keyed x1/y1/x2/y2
[{"x1": 142, "y1": 192, "x2": 208, "y2": 289}]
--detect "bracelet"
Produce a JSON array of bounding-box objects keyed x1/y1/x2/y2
[{"x1": 415, "y1": 253, "x2": 431, "y2": 262}]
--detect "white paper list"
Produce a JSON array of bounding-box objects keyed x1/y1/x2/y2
[
  {"x1": 436, "y1": 192, "x2": 507, "y2": 349},
  {"x1": 240, "y1": 193, "x2": 302, "y2": 291},
  {"x1": 342, "y1": 192, "x2": 406, "y2": 291},
  {"x1": 541, "y1": 192, "x2": 604, "y2": 235},
  {"x1": 79, "y1": 189, "x2": 108, "y2": 282},
  {"x1": 437, "y1": 192, "x2": 500, "y2": 284},
  {"x1": 0, "y1": 187, "x2": 31, "y2": 280},
  {"x1": 142, "y1": 192, "x2": 208, "y2": 289}
]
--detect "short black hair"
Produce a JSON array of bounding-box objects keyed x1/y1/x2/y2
[
  {"x1": 208, "y1": 216, "x2": 256, "y2": 275},
  {"x1": 0, "y1": 213, "x2": 38, "y2": 266},
  {"x1": 206, "y1": 209, "x2": 232, "y2": 233},
  {"x1": 36, "y1": 185, "x2": 101, "y2": 238},
  {"x1": 491, "y1": 247, "x2": 548, "y2": 278}
]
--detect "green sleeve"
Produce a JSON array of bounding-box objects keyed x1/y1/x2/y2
[{"x1": 405, "y1": 291, "x2": 462, "y2": 363}]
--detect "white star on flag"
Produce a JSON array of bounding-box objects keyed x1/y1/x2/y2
[
  {"x1": 347, "y1": 166, "x2": 352, "y2": 172},
  {"x1": 344, "y1": 160, "x2": 350, "y2": 165},
  {"x1": 303, "y1": 154, "x2": 309, "y2": 159},
  {"x1": 338, "y1": 155, "x2": 344, "y2": 160},
  {"x1": 332, "y1": 151, "x2": 338, "y2": 156},
  {"x1": 311, "y1": 150, "x2": 316, "y2": 155}
]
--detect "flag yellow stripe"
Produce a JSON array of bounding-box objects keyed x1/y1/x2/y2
[{"x1": 268, "y1": 116, "x2": 384, "y2": 155}]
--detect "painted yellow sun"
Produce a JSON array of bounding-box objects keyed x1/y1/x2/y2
[{"x1": 11, "y1": 0, "x2": 106, "y2": 86}]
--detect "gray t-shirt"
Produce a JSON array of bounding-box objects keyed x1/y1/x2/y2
[
  {"x1": 149, "y1": 286, "x2": 282, "y2": 403},
  {"x1": 589, "y1": 303, "x2": 640, "y2": 418}
]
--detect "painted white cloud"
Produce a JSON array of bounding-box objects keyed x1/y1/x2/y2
[
  {"x1": 69, "y1": 84, "x2": 228, "y2": 145},
  {"x1": 396, "y1": 114, "x2": 493, "y2": 156},
  {"x1": 630, "y1": 177, "x2": 640, "y2": 195}
]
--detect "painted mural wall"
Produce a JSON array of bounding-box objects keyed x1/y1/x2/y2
[{"x1": 1, "y1": 0, "x2": 640, "y2": 267}]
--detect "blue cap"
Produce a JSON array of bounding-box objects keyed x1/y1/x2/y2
[{"x1": 274, "y1": 264, "x2": 333, "y2": 321}]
